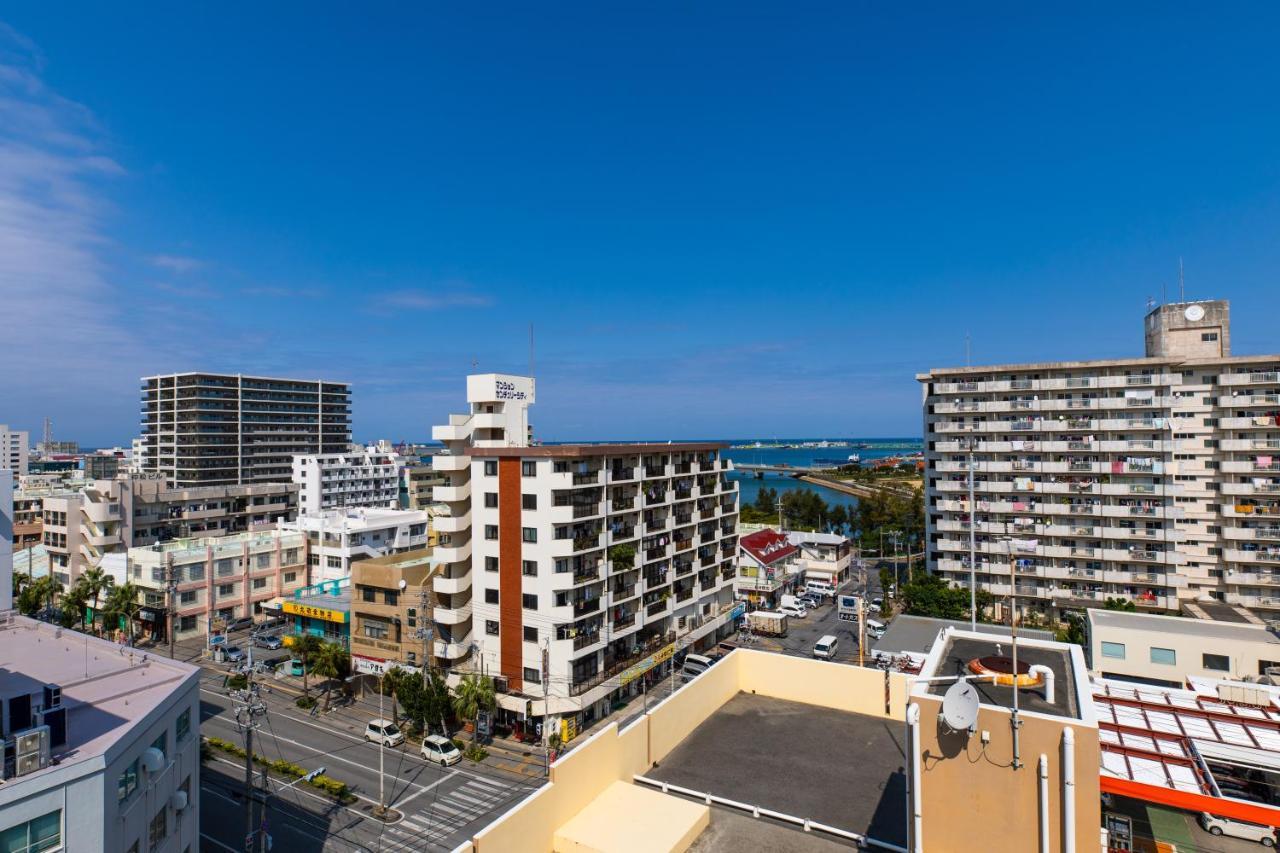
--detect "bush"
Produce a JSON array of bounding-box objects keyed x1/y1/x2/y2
[
  {"x1": 227, "y1": 674, "x2": 248, "y2": 691},
  {"x1": 463, "y1": 744, "x2": 488, "y2": 763},
  {"x1": 311, "y1": 775, "x2": 351, "y2": 801},
  {"x1": 451, "y1": 737, "x2": 466, "y2": 752},
  {"x1": 204, "y1": 736, "x2": 247, "y2": 759},
  {"x1": 295, "y1": 695, "x2": 317, "y2": 710}
]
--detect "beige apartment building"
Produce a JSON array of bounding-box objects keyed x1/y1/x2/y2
[
  {"x1": 349, "y1": 548, "x2": 436, "y2": 676},
  {"x1": 920, "y1": 299, "x2": 1280, "y2": 619},
  {"x1": 40, "y1": 476, "x2": 298, "y2": 585}
]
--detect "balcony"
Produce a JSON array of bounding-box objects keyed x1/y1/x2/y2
[
  {"x1": 433, "y1": 601, "x2": 472, "y2": 625},
  {"x1": 430, "y1": 454, "x2": 470, "y2": 472},
  {"x1": 613, "y1": 612, "x2": 637, "y2": 631},
  {"x1": 432, "y1": 482, "x2": 471, "y2": 503},
  {"x1": 609, "y1": 467, "x2": 637, "y2": 482},
  {"x1": 647, "y1": 599, "x2": 669, "y2": 617},
  {"x1": 433, "y1": 572, "x2": 471, "y2": 595},
  {"x1": 433, "y1": 511, "x2": 471, "y2": 534},
  {"x1": 574, "y1": 597, "x2": 602, "y2": 617}
]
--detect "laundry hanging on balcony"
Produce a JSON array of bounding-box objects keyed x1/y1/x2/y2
[{"x1": 1013, "y1": 538, "x2": 1038, "y2": 553}]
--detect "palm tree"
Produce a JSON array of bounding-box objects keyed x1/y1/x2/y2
[
  {"x1": 311, "y1": 642, "x2": 351, "y2": 711},
  {"x1": 16, "y1": 576, "x2": 56, "y2": 618},
  {"x1": 104, "y1": 582, "x2": 141, "y2": 645},
  {"x1": 79, "y1": 567, "x2": 111, "y2": 634},
  {"x1": 60, "y1": 582, "x2": 90, "y2": 631},
  {"x1": 292, "y1": 633, "x2": 324, "y2": 696},
  {"x1": 382, "y1": 666, "x2": 408, "y2": 728},
  {"x1": 12, "y1": 572, "x2": 30, "y2": 601},
  {"x1": 452, "y1": 672, "x2": 495, "y2": 747}
]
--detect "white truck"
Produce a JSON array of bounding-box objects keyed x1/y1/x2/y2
[{"x1": 747, "y1": 610, "x2": 789, "y2": 637}]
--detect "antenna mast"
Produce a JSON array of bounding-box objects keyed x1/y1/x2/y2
[{"x1": 1179, "y1": 257, "x2": 1185, "y2": 303}]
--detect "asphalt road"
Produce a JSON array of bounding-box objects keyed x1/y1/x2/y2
[
  {"x1": 749, "y1": 564, "x2": 889, "y2": 665},
  {"x1": 195, "y1": 664, "x2": 545, "y2": 851}
]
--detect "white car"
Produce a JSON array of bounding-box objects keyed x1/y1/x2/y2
[
  {"x1": 1201, "y1": 812, "x2": 1277, "y2": 847},
  {"x1": 780, "y1": 603, "x2": 807, "y2": 619},
  {"x1": 364, "y1": 719, "x2": 404, "y2": 748},
  {"x1": 421, "y1": 734, "x2": 463, "y2": 767}
]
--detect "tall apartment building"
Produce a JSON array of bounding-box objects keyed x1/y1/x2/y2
[
  {"x1": 292, "y1": 447, "x2": 403, "y2": 515},
  {"x1": 920, "y1": 298, "x2": 1280, "y2": 619},
  {"x1": 128, "y1": 530, "x2": 309, "y2": 639},
  {"x1": 141, "y1": 372, "x2": 351, "y2": 487},
  {"x1": 1, "y1": 425, "x2": 29, "y2": 477},
  {"x1": 0, "y1": 614, "x2": 201, "y2": 853},
  {"x1": 402, "y1": 463, "x2": 448, "y2": 510},
  {"x1": 1, "y1": 475, "x2": 11, "y2": 611},
  {"x1": 41, "y1": 477, "x2": 298, "y2": 585},
  {"x1": 278, "y1": 507, "x2": 430, "y2": 582},
  {"x1": 431, "y1": 374, "x2": 741, "y2": 736}
]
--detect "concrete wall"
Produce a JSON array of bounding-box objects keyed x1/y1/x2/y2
[
  {"x1": 1088, "y1": 615, "x2": 1280, "y2": 684},
  {"x1": 738, "y1": 648, "x2": 908, "y2": 718},
  {"x1": 914, "y1": 696, "x2": 1101, "y2": 853}
]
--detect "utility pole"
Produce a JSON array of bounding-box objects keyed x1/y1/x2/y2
[
  {"x1": 232, "y1": 645, "x2": 267, "y2": 852},
  {"x1": 967, "y1": 438, "x2": 977, "y2": 631},
  {"x1": 416, "y1": 584, "x2": 432, "y2": 736},
  {"x1": 541, "y1": 639, "x2": 550, "y2": 776},
  {"x1": 166, "y1": 557, "x2": 178, "y2": 660}
]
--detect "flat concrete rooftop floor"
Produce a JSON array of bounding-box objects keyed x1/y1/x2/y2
[
  {"x1": 648, "y1": 692, "x2": 907, "y2": 849},
  {"x1": 926, "y1": 636, "x2": 1078, "y2": 718}
]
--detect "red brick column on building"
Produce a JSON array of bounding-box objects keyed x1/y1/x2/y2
[{"x1": 498, "y1": 458, "x2": 524, "y2": 692}]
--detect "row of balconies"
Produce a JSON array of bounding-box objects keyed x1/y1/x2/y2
[
  {"x1": 1225, "y1": 548, "x2": 1280, "y2": 565},
  {"x1": 933, "y1": 397, "x2": 1175, "y2": 415},
  {"x1": 935, "y1": 539, "x2": 1185, "y2": 565},
  {"x1": 931, "y1": 374, "x2": 1180, "y2": 395},
  {"x1": 933, "y1": 480, "x2": 1180, "y2": 498},
  {"x1": 1218, "y1": 394, "x2": 1280, "y2": 408},
  {"x1": 934, "y1": 440, "x2": 1179, "y2": 454},
  {"x1": 934, "y1": 571, "x2": 1182, "y2": 608},
  {"x1": 1219, "y1": 371, "x2": 1280, "y2": 387},
  {"x1": 932, "y1": 417, "x2": 1173, "y2": 435},
  {"x1": 935, "y1": 519, "x2": 1179, "y2": 541},
  {"x1": 934, "y1": 460, "x2": 1164, "y2": 475}
]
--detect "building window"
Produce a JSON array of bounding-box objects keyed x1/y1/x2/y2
[
  {"x1": 384, "y1": 590, "x2": 398, "y2": 606},
  {"x1": 363, "y1": 619, "x2": 388, "y2": 640},
  {"x1": 1150, "y1": 647, "x2": 1176, "y2": 666},
  {"x1": 522, "y1": 461, "x2": 537, "y2": 477},
  {"x1": 151, "y1": 731, "x2": 167, "y2": 760},
  {"x1": 484, "y1": 460, "x2": 498, "y2": 476},
  {"x1": 218, "y1": 583, "x2": 234, "y2": 598},
  {"x1": 252, "y1": 578, "x2": 267, "y2": 590},
  {"x1": 326, "y1": 556, "x2": 342, "y2": 569},
  {"x1": 176, "y1": 708, "x2": 191, "y2": 742},
  {"x1": 284, "y1": 571, "x2": 297, "y2": 584},
  {"x1": 485, "y1": 525, "x2": 498, "y2": 541},
  {"x1": 484, "y1": 493, "x2": 498, "y2": 509},
  {"x1": 1201, "y1": 332, "x2": 1218, "y2": 342},
  {"x1": 485, "y1": 589, "x2": 500, "y2": 604},
  {"x1": 522, "y1": 494, "x2": 537, "y2": 511},
  {"x1": 485, "y1": 556, "x2": 499, "y2": 572},
  {"x1": 0, "y1": 809, "x2": 61, "y2": 853},
  {"x1": 1203, "y1": 653, "x2": 1229, "y2": 672},
  {"x1": 522, "y1": 560, "x2": 538, "y2": 577},
  {"x1": 522, "y1": 593, "x2": 537, "y2": 610},
  {"x1": 1100, "y1": 641, "x2": 1125, "y2": 660},
  {"x1": 522, "y1": 527, "x2": 537, "y2": 544},
  {"x1": 363, "y1": 587, "x2": 376, "y2": 603},
  {"x1": 148, "y1": 804, "x2": 167, "y2": 847},
  {"x1": 179, "y1": 590, "x2": 197, "y2": 605},
  {"x1": 179, "y1": 615, "x2": 197, "y2": 632},
  {"x1": 118, "y1": 757, "x2": 140, "y2": 801},
  {"x1": 523, "y1": 667, "x2": 541, "y2": 685},
  {"x1": 524, "y1": 626, "x2": 538, "y2": 642},
  {"x1": 485, "y1": 620, "x2": 499, "y2": 636}
]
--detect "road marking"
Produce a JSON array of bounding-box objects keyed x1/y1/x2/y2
[{"x1": 200, "y1": 832, "x2": 239, "y2": 852}]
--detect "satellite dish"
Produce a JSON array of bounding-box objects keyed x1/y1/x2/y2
[
  {"x1": 1184, "y1": 304, "x2": 1205, "y2": 322},
  {"x1": 398, "y1": 579, "x2": 408, "y2": 590},
  {"x1": 942, "y1": 680, "x2": 980, "y2": 733}
]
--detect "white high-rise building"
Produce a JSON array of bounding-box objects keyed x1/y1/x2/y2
[
  {"x1": 920, "y1": 299, "x2": 1280, "y2": 619},
  {"x1": 1, "y1": 473, "x2": 11, "y2": 611},
  {"x1": 278, "y1": 508, "x2": 431, "y2": 582},
  {"x1": 431, "y1": 374, "x2": 741, "y2": 739},
  {"x1": 292, "y1": 447, "x2": 403, "y2": 515},
  {"x1": 1, "y1": 426, "x2": 29, "y2": 477}
]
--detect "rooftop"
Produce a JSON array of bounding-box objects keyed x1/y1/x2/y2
[
  {"x1": 922, "y1": 632, "x2": 1082, "y2": 719},
  {"x1": 285, "y1": 507, "x2": 430, "y2": 530},
  {"x1": 917, "y1": 349, "x2": 1280, "y2": 379},
  {"x1": 648, "y1": 691, "x2": 907, "y2": 848},
  {"x1": 739, "y1": 529, "x2": 798, "y2": 566},
  {"x1": 1089, "y1": 608, "x2": 1280, "y2": 644},
  {"x1": 0, "y1": 614, "x2": 199, "y2": 787},
  {"x1": 872, "y1": 614, "x2": 1055, "y2": 659}
]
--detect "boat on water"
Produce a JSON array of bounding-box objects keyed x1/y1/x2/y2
[{"x1": 814, "y1": 454, "x2": 860, "y2": 466}]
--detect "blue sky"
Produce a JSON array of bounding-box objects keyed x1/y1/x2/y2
[{"x1": 3, "y1": 4, "x2": 1280, "y2": 446}]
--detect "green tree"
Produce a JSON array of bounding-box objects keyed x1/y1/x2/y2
[
  {"x1": 1056, "y1": 614, "x2": 1086, "y2": 646},
  {"x1": 381, "y1": 666, "x2": 409, "y2": 728},
  {"x1": 103, "y1": 582, "x2": 141, "y2": 644},
  {"x1": 1104, "y1": 597, "x2": 1137, "y2": 613},
  {"x1": 398, "y1": 668, "x2": 453, "y2": 735},
  {"x1": 828, "y1": 504, "x2": 849, "y2": 532},
  {"x1": 753, "y1": 487, "x2": 778, "y2": 516},
  {"x1": 292, "y1": 633, "x2": 324, "y2": 695},
  {"x1": 900, "y1": 573, "x2": 970, "y2": 621},
  {"x1": 79, "y1": 566, "x2": 112, "y2": 633},
  {"x1": 17, "y1": 575, "x2": 57, "y2": 618},
  {"x1": 60, "y1": 582, "x2": 90, "y2": 630},
  {"x1": 452, "y1": 672, "x2": 496, "y2": 747},
  {"x1": 312, "y1": 641, "x2": 351, "y2": 711}
]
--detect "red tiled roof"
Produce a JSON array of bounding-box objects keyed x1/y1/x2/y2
[{"x1": 740, "y1": 529, "x2": 798, "y2": 566}]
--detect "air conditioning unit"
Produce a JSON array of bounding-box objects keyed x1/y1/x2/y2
[
  {"x1": 16, "y1": 753, "x2": 43, "y2": 776},
  {"x1": 12, "y1": 726, "x2": 50, "y2": 777}
]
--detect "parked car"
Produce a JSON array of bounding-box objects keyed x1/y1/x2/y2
[
  {"x1": 865, "y1": 619, "x2": 887, "y2": 640},
  {"x1": 364, "y1": 719, "x2": 404, "y2": 748},
  {"x1": 870, "y1": 596, "x2": 884, "y2": 609},
  {"x1": 780, "y1": 603, "x2": 807, "y2": 619},
  {"x1": 421, "y1": 734, "x2": 463, "y2": 767},
  {"x1": 253, "y1": 634, "x2": 283, "y2": 650},
  {"x1": 799, "y1": 593, "x2": 824, "y2": 609},
  {"x1": 225, "y1": 616, "x2": 255, "y2": 632},
  {"x1": 1200, "y1": 812, "x2": 1276, "y2": 846},
  {"x1": 813, "y1": 635, "x2": 839, "y2": 660},
  {"x1": 805, "y1": 581, "x2": 836, "y2": 600},
  {"x1": 681, "y1": 654, "x2": 716, "y2": 681}
]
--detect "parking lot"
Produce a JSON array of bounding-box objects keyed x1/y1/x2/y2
[{"x1": 748, "y1": 567, "x2": 889, "y2": 665}]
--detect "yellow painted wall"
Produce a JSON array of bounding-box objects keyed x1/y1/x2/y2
[
  {"x1": 645, "y1": 650, "x2": 742, "y2": 764},
  {"x1": 737, "y1": 648, "x2": 909, "y2": 719},
  {"x1": 914, "y1": 696, "x2": 1102, "y2": 853}
]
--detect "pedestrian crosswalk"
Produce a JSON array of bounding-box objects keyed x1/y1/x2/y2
[{"x1": 396, "y1": 772, "x2": 529, "y2": 849}]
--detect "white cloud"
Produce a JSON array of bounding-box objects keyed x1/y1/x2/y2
[
  {"x1": 368, "y1": 288, "x2": 493, "y2": 312},
  {"x1": 149, "y1": 254, "x2": 203, "y2": 273}
]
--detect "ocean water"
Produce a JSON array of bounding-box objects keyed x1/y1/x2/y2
[{"x1": 723, "y1": 438, "x2": 921, "y2": 511}]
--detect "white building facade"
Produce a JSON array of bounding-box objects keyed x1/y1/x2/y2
[
  {"x1": 292, "y1": 447, "x2": 403, "y2": 515},
  {"x1": 278, "y1": 508, "x2": 430, "y2": 582},
  {"x1": 920, "y1": 299, "x2": 1280, "y2": 618},
  {"x1": 1, "y1": 426, "x2": 29, "y2": 478},
  {"x1": 431, "y1": 374, "x2": 742, "y2": 738}
]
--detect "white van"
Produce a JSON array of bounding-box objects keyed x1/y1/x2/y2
[
  {"x1": 865, "y1": 619, "x2": 887, "y2": 640},
  {"x1": 813, "y1": 635, "x2": 839, "y2": 660},
  {"x1": 805, "y1": 581, "x2": 836, "y2": 600},
  {"x1": 681, "y1": 654, "x2": 715, "y2": 681}
]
